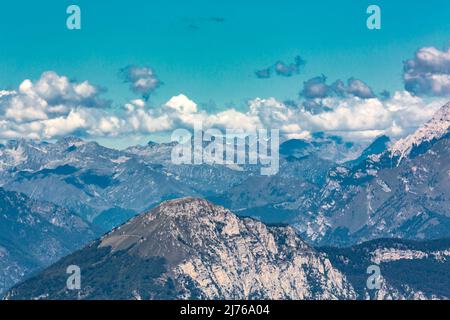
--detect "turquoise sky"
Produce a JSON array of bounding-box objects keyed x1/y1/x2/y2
[{"x1": 1, "y1": 0, "x2": 449, "y2": 110}]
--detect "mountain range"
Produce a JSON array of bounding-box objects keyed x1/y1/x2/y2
[
  {"x1": 0, "y1": 102, "x2": 449, "y2": 299},
  {"x1": 0, "y1": 126, "x2": 365, "y2": 232},
  {"x1": 306, "y1": 103, "x2": 450, "y2": 246}
]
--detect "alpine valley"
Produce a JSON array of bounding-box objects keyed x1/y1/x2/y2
[{"x1": 1, "y1": 102, "x2": 449, "y2": 299}]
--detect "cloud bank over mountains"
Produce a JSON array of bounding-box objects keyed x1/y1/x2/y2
[{"x1": 0, "y1": 46, "x2": 448, "y2": 144}]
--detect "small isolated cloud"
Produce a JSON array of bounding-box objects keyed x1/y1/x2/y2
[
  {"x1": 255, "y1": 55, "x2": 306, "y2": 79},
  {"x1": 274, "y1": 56, "x2": 306, "y2": 77},
  {"x1": 403, "y1": 47, "x2": 450, "y2": 96},
  {"x1": 337, "y1": 78, "x2": 376, "y2": 99},
  {"x1": 120, "y1": 65, "x2": 162, "y2": 100},
  {"x1": 300, "y1": 75, "x2": 375, "y2": 99},
  {"x1": 255, "y1": 68, "x2": 271, "y2": 79},
  {"x1": 184, "y1": 17, "x2": 225, "y2": 30},
  {"x1": 300, "y1": 75, "x2": 331, "y2": 99},
  {"x1": 209, "y1": 17, "x2": 225, "y2": 23}
]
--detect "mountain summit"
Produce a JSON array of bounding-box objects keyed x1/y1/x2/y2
[
  {"x1": 390, "y1": 102, "x2": 450, "y2": 162},
  {"x1": 5, "y1": 198, "x2": 356, "y2": 300}
]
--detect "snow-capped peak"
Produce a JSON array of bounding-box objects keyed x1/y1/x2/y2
[{"x1": 389, "y1": 102, "x2": 450, "y2": 162}]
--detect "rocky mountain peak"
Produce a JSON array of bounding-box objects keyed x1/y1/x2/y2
[
  {"x1": 7, "y1": 198, "x2": 358, "y2": 300},
  {"x1": 98, "y1": 197, "x2": 251, "y2": 262},
  {"x1": 390, "y1": 102, "x2": 450, "y2": 161},
  {"x1": 156, "y1": 197, "x2": 228, "y2": 218},
  {"x1": 56, "y1": 136, "x2": 86, "y2": 146}
]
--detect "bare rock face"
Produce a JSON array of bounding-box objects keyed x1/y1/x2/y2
[
  {"x1": 5, "y1": 198, "x2": 356, "y2": 300},
  {"x1": 99, "y1": 198, "x2": 357, "y2": 299}
]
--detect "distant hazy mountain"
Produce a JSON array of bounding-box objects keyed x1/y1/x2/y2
[
  {"x1": 346, "y1": 135, "x2": 391, "y2": 167},
  {"x1": 209, "y1": 154, "x2": 333, "y2": 223},
  {"x1": 208, "y1": 133, "x2": 364, "y2": 223},
  {"x1": 0, "y1": 188, "x2": 98, "y2": 295},
  {"x1": 0, "y1": 131, "x2": 357, "y2": 231},
  {"x1": 5, "y1": 198, "x2": 449, "y2": 300},
  {"x1": 279, "y1": 132, "x2": 365, "y2": 163},
  {"x1": 0, "y1": 137, "x2": 198, "y2": 230}
]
